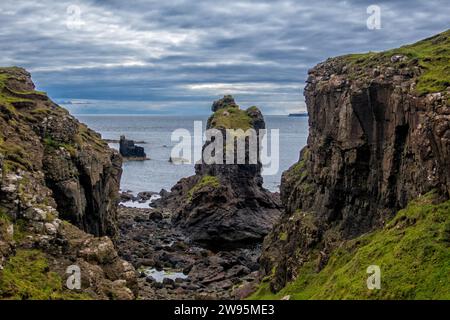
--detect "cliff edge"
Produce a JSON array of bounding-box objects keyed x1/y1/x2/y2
[
  {"x1": 256, "y1": 30, "x2": 450, "y2": 298},
  {"x1": 0, "y1": 67, "x2": 137, "y2": 299}
]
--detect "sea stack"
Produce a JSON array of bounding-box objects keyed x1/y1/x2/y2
[
  {"x1": 158, "y1": 95, "x2": 282, "y2": 248},
  {"x1": 119, "y1": 135, "x2": 147, "y2": 160}
]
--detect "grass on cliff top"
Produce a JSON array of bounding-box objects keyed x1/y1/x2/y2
[
  {"x1": 0, "y1": 69, "x2": 40, "y2": 108},
  {"x1": 209, "y1": 106, "x2": 253, "y2": 130},
  {"x1": 187, "y1": 175, "x2": 221, "y2": 201},
  {"x1": 250, "y1": 191, "x2": 450, "y2": 300},
  {"x1": 43, "y1": 136, "x2": 77, "y2": 156},
  {"x1": 0, "y1": 141, "x2": 33, "y2": 172},
  {"x1": 0, "y1": 249, "x2": 92, "y2": 300},
  {"x1": 344, "y1": 29, "x2": 450, "y2": 95}
]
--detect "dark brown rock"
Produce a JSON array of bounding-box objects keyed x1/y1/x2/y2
[
  {"x1": 159, "y1": 96, "x2": 282, "y2": 248},
  {"x1": 0, "y1": 67, "x2": 136, "y2": 299},
  {"x1": 260, "y1": 38, "x2": 450, "y2": 292},
  {"x1": 119, "y1": 135, "x2": 146, "y2": 159}
]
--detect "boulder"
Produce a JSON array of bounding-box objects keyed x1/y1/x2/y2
[{"x1": 119, "y1": 135, "x2": 147, "y2": 159}]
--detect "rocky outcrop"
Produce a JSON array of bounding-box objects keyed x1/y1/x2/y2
[
  {"x1": 156, "y1": 96, "x2": 281, "y2": 248},
  {"x1": 119, "y1": 135, "x2": 147, "y2": 160},
  {"x1": 117, "y1": 206, "x2": 260, "y2": 300},
  {"x1": 0, "y1": 67, "x2": 137, "y2": 299},
  {"x1": 259, "y1": 30, "x2": 450, "y2": 292}
]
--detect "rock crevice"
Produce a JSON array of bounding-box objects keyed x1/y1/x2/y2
[
  {"x1": 156, "y1": 96, "x2": 282, "y2": 248},
  {"x1": 259, "y1": 31, "x2": 450, "y2": 292},
  {"x1": 0, "y1": 67, "x2": 136, "y2": 299}
]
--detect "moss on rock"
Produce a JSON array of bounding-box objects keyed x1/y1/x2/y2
[
  {"x1": 250, "y1": 191, "x2": 450, "y2": 300},
  {"x1": 209, "y1": 106, "x2": 253, "y2": 130},
  {"x1": 0, "y1": 249, "x2": 91, "y2": 300},
  {"x1": 342, "y1": 29, "x2": 450, "y2": 95},
  {"x1": 187, "y1": 175, "x2": 221, "y2": 201}
]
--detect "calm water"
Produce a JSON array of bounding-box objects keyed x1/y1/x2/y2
[{"x1": 76, "y1": 115, "x2": 308, "y2": 193}]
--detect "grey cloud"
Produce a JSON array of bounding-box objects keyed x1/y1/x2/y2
[{"x1": 0, "y1": 0, "x2": 448, "y2": 114}]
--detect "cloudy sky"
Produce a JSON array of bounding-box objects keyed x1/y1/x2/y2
[{"x1": 0, "y1": 0, "x2": 448, "y2": 115}]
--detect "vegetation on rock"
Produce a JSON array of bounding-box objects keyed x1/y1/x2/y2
[
  {"x1": 0, "y1": 67, "x2": 136, "y2": 300},
  {"x1": 209, "y1": 106, "x2": 253, "y2": 131},
  {"x1": 187, "y1": 175, "x2": 220, "y2": 201},
  {"x1": 0, "y1": 249, "x2": 91, "y2": 300},
  {"x1": 343, "y1": 29, "x2": 450, "y2": 95},
  {"x1": 251, "y1": 192, "x2": 450, "y2": 300}
]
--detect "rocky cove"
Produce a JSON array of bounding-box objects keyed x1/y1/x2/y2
[
  {"x1": 0, "y1": 30, "x2": 449, "y2": 300},
  {"x1": 116, "y1": 95, "x2": 282, "y2": 299}
]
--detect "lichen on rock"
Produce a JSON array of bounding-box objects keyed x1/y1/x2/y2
[
  {"x1": 257, "y1": 30, "x2": 450, "y2": 296},
  {"x1": 156, "y1": 96, "x2": 282, "y2": 248},
  {"x1": 0, "y1": 67, "x2": 137, "y2": 299}
]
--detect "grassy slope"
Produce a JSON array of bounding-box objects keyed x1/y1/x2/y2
[
  {"x1": 250, "y1": 192, "x2": 450, "y2": 300},
  {"x1": 343, "y1": 29, "x2": 450, "y2": 95},
  {"x1": 0, "y1": 67, "x2": 106, "y2": 300},
  {"x1": 209, "y1": 106, "x2": 253, "y2": 130},
  {"x1": 0, "y1": 249, "x2": 91, "y2": 300},
  {"x1": 187, "y1": 175, "x2": 221, "y2": 201}
]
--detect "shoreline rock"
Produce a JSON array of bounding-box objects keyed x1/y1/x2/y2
[
  {"x1": 157, "y1": 96, "x2": 282, "y2": 248},
  {"x1": 258, "y1": 30, "x2": 450, "y2": 293},
  {"x1": 117, "y1": 206, "x2": 260, "y2": 299},
  {"x1": 0, "y1": 67, "x2": 137, "y2": 299},
  {"x1": 119, "y1": 135, "x2": 147, "y2": 160}
]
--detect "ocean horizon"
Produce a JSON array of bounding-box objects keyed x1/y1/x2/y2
[{"x1": 75, "y1": 114, "x2": 309, "y2": 194}]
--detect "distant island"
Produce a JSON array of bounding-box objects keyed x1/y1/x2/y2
[{"x1": 288, "y1": 112, "x2": 308, "y2": 117}]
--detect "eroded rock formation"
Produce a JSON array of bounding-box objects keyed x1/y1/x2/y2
[
  {"x1": 156, "y1": 96, "x2": 282, "y2": 248},
  {"x1": 0, "y1": 67, "x2": 137, "y2": 299},
  {"x1": 119, "y1": 135, "x2": 147, "y2": 160},
  {"x1": 259, "y1": 30, "x2": 450, "y2": 292}
]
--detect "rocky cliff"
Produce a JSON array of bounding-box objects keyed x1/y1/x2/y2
[
  {"x1": 258, "y1": 30, "x2": 450, "y2": 295},
  {"x1": 0, "y1": 67, "x2": 137, "y2": 299},
  {"x1": 157, "y1": 96, "x2": 282, "y2": 248}
]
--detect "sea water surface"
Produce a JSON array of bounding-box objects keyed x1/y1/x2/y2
[{"x1": 75, "y1": 115, "x2": 308, "y2": 193}]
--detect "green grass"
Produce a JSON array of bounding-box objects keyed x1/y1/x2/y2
[
  {"x1": 250, "y1": 191, "x2": 450, "y2": 300},
  {"x1": 0, "y1": 249, "x2": 91, "y2": 300},
  {"x1": 209, "y1": 106, "x2": 253, "y2": 130},
  {"x1": 43, "y1": 136, "x2": 77, "y2": 156},
  {"x1": 279, "y1": 232, "x2": 288, "y2": 241},
  {"x1": 187, "y1": 175, "x2": 221, "y2": 201},
  {"x1": 0, "y1": 209, "x2": 13, "y2": 242},
  {"x1": 0, "y1": 67, "x2": 48, "y2": 116},
  {"x1": 0, "y1": 142, "x2": 33, "y2": 171},
  {"x1": 343, "y1": 29, "x2": 450, "y2": 95},
  {"x1": 392, "y1": 30, "x2": 450, "y2": 94},
  {"x1": 12, "y1": 219, "x2": 28, "y2": 242},
  {"x1": 0, "y1": 72, "x2": 32, "y2": 108}
]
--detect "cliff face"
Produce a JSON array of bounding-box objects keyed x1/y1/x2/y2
[
  {"x1": 157, "y1": 96, "x2": 281, "y2": 248},
  {"x1": 0, "y1": 67, "x2": 122, "y2": 239},
  {"x1": 260, "y1": 30, "x2": 450, "y2": 292},
  {"x1": 0, "y1": 67, "x2": 136, "y2": 299}
]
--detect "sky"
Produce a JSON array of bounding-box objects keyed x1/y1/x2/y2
[{"x1": 0, "y1": 0, "x2": 448, "y2": 115}]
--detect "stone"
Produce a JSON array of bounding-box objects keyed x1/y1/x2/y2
[
  {"x1": 158, "y1": 96, "x2": 282, "y2": 248},
  {"x1": 211, "y1": 95, "x2": 238, "y2": 112},
  {"x1": 79, "y1": 237, "x2": 118, "y2": 264},
  {"x1": 0, "y1": 66, "x2": 136, "y2": 299},
  {"x1": 119, "y1": 135, "x2": 147, "y2": 159},
  {"x1": 390, "y1": 54, "x2": 406, "y2": 63},
  {"x1": 260, "y1": 36, "x2": 450, "y2": 292},
  {"x1": 44, "y1": 222, "x2": 57, "y2": 235}
]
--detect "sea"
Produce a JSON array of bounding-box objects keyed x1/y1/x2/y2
[{"x1": 75, "y1": 115, "x2": 309, "y2": 194}]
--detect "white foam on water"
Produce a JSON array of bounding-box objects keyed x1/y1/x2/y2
[
  {"x1": 119, "y1": 194, "x2": 161, "y2": 208},
  {"x1": 142, "y1": 268, "x2": 188, "y2": 283}
]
